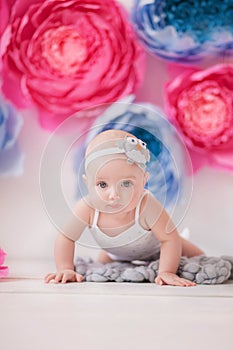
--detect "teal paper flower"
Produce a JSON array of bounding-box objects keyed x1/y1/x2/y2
[{"x1": 132, "y1": 0, "x2": 233, "y2": 61}]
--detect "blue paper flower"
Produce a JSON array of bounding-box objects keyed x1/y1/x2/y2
[
  {"x1": 131, "y1": 0, "x2": 233, "y2": 61},
  {"x1": 0, "y1": 94, "x2": 24, "y2": 176},
  {"x1": 74, "y1": 96, "x2": 192, "y2": 214}
]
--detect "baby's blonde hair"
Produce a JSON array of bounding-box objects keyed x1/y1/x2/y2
[{"x1": 85, "y1": 129, "x2": 134, "y2": 157}]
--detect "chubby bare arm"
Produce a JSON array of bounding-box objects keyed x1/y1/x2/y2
[
  {"x1": 181, "y1": 237, "x2": 204, "y2": 257},
  {"x1": 44, "y1": 234, "x2": 83, "y2": 284},
  {"x1": 142, "y1": 194, "x2": 196, "y2": 287},
  {"x1": 45, "y1": 198, "x2": 92, "y2": 284},
  {"x1": 55, "y1": 233, "x2": 75, "y2": 271}
]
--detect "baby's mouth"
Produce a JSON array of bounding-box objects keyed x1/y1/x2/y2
[{"x1": 107, "y1": 202, "x2": 122, "y2": 209}]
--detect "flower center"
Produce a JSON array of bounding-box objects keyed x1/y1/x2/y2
[
  {"x1": 41, "y1": 26, "x2": 87, "y2": 75},
  {"x1": 178, "y1": 82, "x2": 233, "y2": 146}
]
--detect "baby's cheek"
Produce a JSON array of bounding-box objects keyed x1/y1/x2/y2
[
  {"x1": 97, "y1": 190, "x2": 114, "y2": 208},
  {"x1": 120, "y1": 187, "x2": 133, "y2": 201},
  {"x1": 125, "y1": 192, "x2": 140, "y2": 210},
  {"x1": 93, "y1": 190, "x2": 104, "y2": 203}
]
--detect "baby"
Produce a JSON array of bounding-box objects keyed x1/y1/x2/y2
[{"x1": 45, "y1": 129, "x2": 204, "y2": 286}]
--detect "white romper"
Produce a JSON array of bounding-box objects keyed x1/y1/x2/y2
[{"x1": 90, "y1": 191, "x2": 161, "y2": 261}]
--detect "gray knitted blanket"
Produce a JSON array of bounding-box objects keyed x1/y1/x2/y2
[{"x1": 75, "y1": 255, "x2": 233, "y2": 284}]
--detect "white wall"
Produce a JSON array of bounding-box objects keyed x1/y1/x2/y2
[{"x1": 1, "y1": 0, "x2": 233, "y2": 261}]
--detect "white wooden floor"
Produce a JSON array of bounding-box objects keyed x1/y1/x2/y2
[{"x1": 1, "y1": 259, "x2": 233, "y2": 350}]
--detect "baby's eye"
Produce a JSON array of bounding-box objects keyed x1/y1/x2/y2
[
  {"x1": 121, "y1": 180, "x2": 132, "y2": 188},
  {"x1": 97, "y1": 181, "x2": 107, "y2": 189},
  {"x1": 138, "y1": 139, "x2": 147, "y2": 149},
  {"x1": 126, "y1": 136, "x2": 138, "y2": 145}
]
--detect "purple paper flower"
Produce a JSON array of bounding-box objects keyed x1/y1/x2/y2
[{"x1": 0, "y1": 93, "x2": 24, "y2": 176}]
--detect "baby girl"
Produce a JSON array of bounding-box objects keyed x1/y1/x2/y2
[{"x1": 45, "y1": 129, "x2": 204, "y2": 286}]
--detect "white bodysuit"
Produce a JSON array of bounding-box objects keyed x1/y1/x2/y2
[{"x1": 89, "y1": 191, "x2": 161, "y2": 261}]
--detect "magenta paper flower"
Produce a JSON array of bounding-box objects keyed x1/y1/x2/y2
[
  {"x1": 0, "y1": 0, "x2": 9, "y2": 37},
  {"x1": 0, "y1": 248, "x2": 9, "y2": 278},
  {"x1": 0, "y1": 0, "x2": 16, "y2": 37},
  {"x1": 165, "y1": 64, "x2": 233, "y2": 173},
  {"x1": 0, "y1": 0, "x2": 145, "y2": 131}
]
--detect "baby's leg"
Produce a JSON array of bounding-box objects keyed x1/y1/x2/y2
[
  {"x1": 98, "y1": 250, "x2": 114, "y2": 264},
  {"x1": 181, "y1": 237, "x2": 205, "y2": 257}
]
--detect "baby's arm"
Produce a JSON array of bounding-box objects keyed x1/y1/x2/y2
[
  {"x1": 44, "y1": 198, "x2": 91, "y2": 284},
  {"x1": 44, "y1": 233, "x2": 83, "y2": 284},
  {"x1": 143, "y1": 194, "x2": 196, "y2": 287}
]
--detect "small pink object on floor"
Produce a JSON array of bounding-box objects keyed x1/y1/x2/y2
[{"x1": 0, "y1": 248, "x2": 9, "y2": 278}]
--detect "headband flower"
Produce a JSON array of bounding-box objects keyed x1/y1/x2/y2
[
  {"x1": 165, "y1": 64, "x2": 233, "y2": 172},
  {"x1": 85, "y1": 135, "x2": 150, "y2": 172},
  {"x1": 0, "y1": 0, "x2": 145, "y2": 130},
  {"x1": 131, "y1": 0, "x2": 233, "y2": 61}
]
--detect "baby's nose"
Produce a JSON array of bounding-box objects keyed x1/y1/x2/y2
[{"x1": 108, "y1": 187, "x2": 119, "y2": 200}]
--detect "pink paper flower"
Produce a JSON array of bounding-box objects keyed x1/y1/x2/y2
[
  {"x1": 0, "y1": 248, "x2": 9, "y2": 278},
  {"x1": 0, "y1": 0, "x2": 16, "y2": 41},
  {"x1": 0, "y1": 0, "x2": 9, "y2": 37},
  {"x1": 0, "y1": 0, "x2": 145, "y2": 130},
  {"x1": 165, "y1": 64, "x2": 233, "y2": 173}
]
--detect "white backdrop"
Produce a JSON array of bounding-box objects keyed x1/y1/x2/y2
[{"x1": 1, "y1": 0, "x2": 233, "y2": 261}]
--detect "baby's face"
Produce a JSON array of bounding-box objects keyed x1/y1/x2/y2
[{"x1": 85, "y1": 157, "x2": 148, "y2": 214}]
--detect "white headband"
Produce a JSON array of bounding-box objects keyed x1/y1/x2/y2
[{"x1": 85, "y1": 136, "x2": 150, "y2": 171}]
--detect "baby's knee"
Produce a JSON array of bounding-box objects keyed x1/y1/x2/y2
[{"x1": 98, "y1": 250, "x2": 113, "y2": 264}]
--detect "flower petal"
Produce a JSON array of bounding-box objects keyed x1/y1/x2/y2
[{"x1": 0, "y1": 142, "x2": 24, "y2": 176}]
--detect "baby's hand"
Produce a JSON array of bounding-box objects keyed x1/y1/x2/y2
[
  {"x1": 155, "y1": 272, "x2": 196, "y2": 287},
  {"x1": 44, "y1": 269, "x2": 83, "y2": 284}
]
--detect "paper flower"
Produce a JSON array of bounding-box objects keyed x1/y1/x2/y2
[
  {"x1": 131, "y1": 0, "x2": 233, "y2": 61},
  {"x1": 74, "y1": 96, "x2": 192, "y2": 213},
  {"x1": 165, "y1": 64, "x2": 233, "y2": 172},
  {"x1": 0, "y1": 93, "x2": 24, "y2": 176},
  {"x1": 0, "y1": 0, "x2": 145, "y2": 131},
  {"x1": 0, "y1": 248, "x2": 9, "y2": 278},
  {"x1": 0, "y1": 0, "x2": 9, "y2": 36}
]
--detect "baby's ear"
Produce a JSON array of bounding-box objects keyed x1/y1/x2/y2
[
  {"x1": 143, "y1": 171, "x2": 149, "y2": 186},
  {"x1": 82, "y1": 174, "x2": 87, "y2": 185}
]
